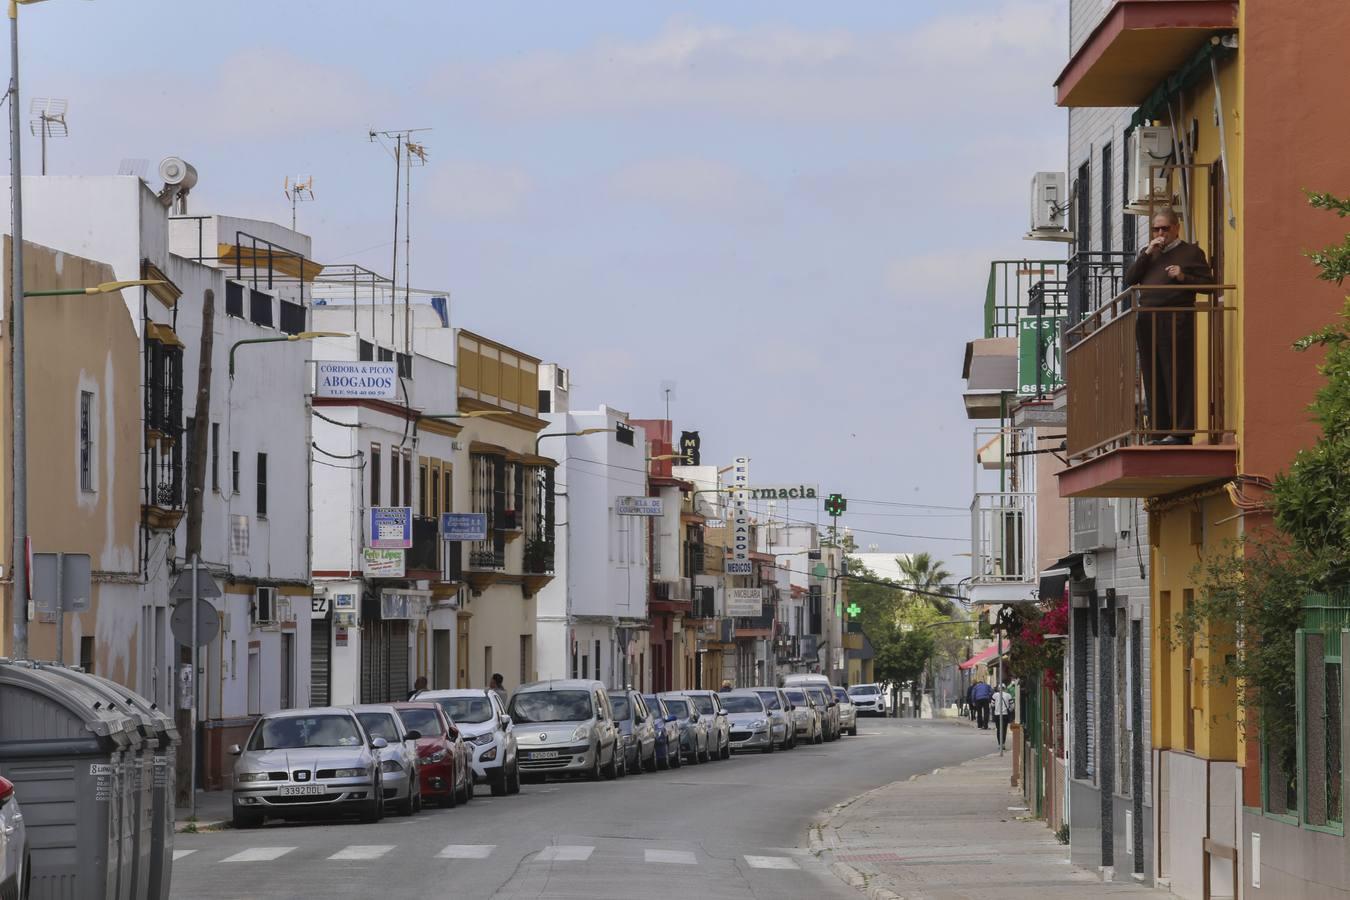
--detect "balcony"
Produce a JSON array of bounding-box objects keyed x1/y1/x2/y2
[
  {"x1": 521, "y1": 536, "x2": 556, "y2": 598},
  {"x1": 970, "y1": 492, "x2": 1037, "y2": 605},
  {"x1": 1058, "y1": 286, "x2": 1237, "y2": 499},
  {"x1": 406, "y1": 517, "x2": 440, "y2": 573},
  {"x1": 1055, "y1": 1, "x2": 1238, "y2": 108},
  {"x1": 1067, "y1": 250, "x2": 1131, "y2": 326},
  {"x1": 963, "y1": 260, "x2": 1067, "y2": 419},
  {"x1": 143, "y1": 443, "x2": 184, "y2": 531},
  {"x1": 734, "y1": 603, "x2": 774, "y2": 635}
]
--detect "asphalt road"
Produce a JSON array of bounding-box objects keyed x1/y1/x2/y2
[{"x1": 170, "y1": 718, "x2": 993, "y2": 899}]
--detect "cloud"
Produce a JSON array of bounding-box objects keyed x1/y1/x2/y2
[
  {"x1": 609, "y1": 158, "x2": 776, "y2": 220},
  {"x1": 432, "y1": 2, "x2": 1065, "y2": 124},
  {"x1": 425, "y1": 161, "x2": 534, "y2": 220}
]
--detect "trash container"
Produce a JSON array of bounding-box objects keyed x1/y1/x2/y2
[
  {"x1": 0, "y1": 659, "x2": 140, "y2": 900},
  {"x1": 39, "y1": 663, "x2": 173, "y2": 900}
]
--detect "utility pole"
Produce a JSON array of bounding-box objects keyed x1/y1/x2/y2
[{"x1": 9, "y1": 2, "x2": 29, "y2": 659}]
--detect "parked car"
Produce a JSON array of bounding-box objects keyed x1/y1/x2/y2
[
  {"x1": 657, "y1": 692, "x2": 709, "y2": 763},
  {"x1": 642, "y1": 694, "x2": 684, "y2": 770},
  {"x1": 720, "y1": 690, "x2": 777, "y2": 753},
  {"x1": 609, "y1": 689, "x2": 659, "y2": 774},
  {"x1": 230, "y1": 707, "x2": 386, "y2": 828},
  {"x1": 393, "y1": 702, "x2": 473, "y2": 807},
  {"x1": 806, "y1": 686, "x2": 841, "y2": 741},
  {"x1": 0, "y1": 775, "x2": 29, "y2": 900},
  {"x1": 832, "y1": 687, "x2": 859, "y2": 736},
  {"x1": 783, "y1": 687, "x2": 822, "y2": 744},
  {"x1": 750, "y1": 686, "x2": 796, "y2": 749},
  {"x1": 351, "y1": 705, "x2": 422, "y2": 815},
  {"x1": 683, "y1": 690, "x2": 731, "y2": 760},
  {"x1": 507, "y1": 679, "x2": 621, "y2": 781},
  {"x1": 847, "y1": 682, "x2": 886, "y2": 717},
  {"x1": 416, "y1": 688, "x2": 520, "y2": 796}
]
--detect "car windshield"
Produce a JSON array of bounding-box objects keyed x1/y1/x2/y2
[
  {"x1": 848, "y1": 685, "x2": 878, "y2": 696},
  {"x1": 754, "y1": 691, "x2": 782, "y2": 711},
  {"x1": 433, "y1": 695, "x2": 494, "y2": 724},
  {"x1": 808, "y1": 689, "x2": 828, "y2": 704},
  {"x1": 833, "y1": 688, "x2": 849, "y2": 702},
  {"x1": 396, "y1": 708, "x2": 444, "y2": 737},
  {"x1": 663, "y1": 698, "x2": 690, "y2": 717},
  {"x1": 642, "y1": 695, "x2": 664, "y2": 717},
  {"x1": 785, "y1": 689, "x2": 808, "y2": 705},
  {"x1": 721, "y1": 694, "x2": 764, "y2": 713},
  {"x1": 249, "y1": 715, "x2": 362, "y2": 750},
  {"x1": 508, "y1": 690, "x2": 594, "y2": 724},
  {"x1": 610, "y1": 695, "x2": 631, "y2": 720},
  {"x1": 356, "y1": 712, "x2": 400, "y2": 742},
  {"x1": 687, "y1": 694, "x2": 714, "y2": 715}
]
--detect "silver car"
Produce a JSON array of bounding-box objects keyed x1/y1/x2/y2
[
  {"x1": 750, "y1": 686, "x2": 797, "y2": 749},
  {"x1": 230, "y1": 708, "x2": 387, "y2": 828},
  {"x1": 783, "y1": 687, "x2": 822, "y2": 744},
  {"x1": 351, "y1": 705, "x2": 422, "y2": 815},
  {"x1": 721, "y1": 691, "x2": 777, "y2": 753},
  {"x1": 507, "y1": 679, "x2": 621, "y2": 781},
  {"x1": 832, "y1": 687, "x2": 859, "y2": 736},
  {"x1": 684, "y1": 690, "x2": 730, "y2": 760},
  {"x1": 417, "y1": 688, "x2": 520, "y2": 795},
  {"x1": 0, "y1": 774, "x2": 28, "y2": 900},
  {"x1": 807, "y1": 686, "x2": 841, "y2": 741},
  {"x1": 657, "y1": 692, "x2": 709, "y2": 763}
]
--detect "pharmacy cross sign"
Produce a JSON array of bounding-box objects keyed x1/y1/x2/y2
[{"x1": 846, "y1": 602, "x2": 861, "y2": 617}]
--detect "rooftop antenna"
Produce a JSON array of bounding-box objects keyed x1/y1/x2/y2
[
  {"x1": 369, "y1": 127, "x2": 431, "y2": 353},
  {"x1": 660, "y1": 379, "x2": 677, "y2": 423},
  {"x1": 29, "y1": 98, "x2": 67, "y2": 175},
  {"x1": 283, "y1": 175, "x2": 315, "y2": 231}
]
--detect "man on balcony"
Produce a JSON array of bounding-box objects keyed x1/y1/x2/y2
[{"x1": 1124, "y1": 207, "x2": 1213, "y2": 444}]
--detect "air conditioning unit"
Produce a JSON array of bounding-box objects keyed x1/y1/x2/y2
[
  {"x1": 1127, "y1": 126, "x2": 1173, "y2": 212},
  {"x1": 252, "y1": 587, "x2": 277, "y2": 627},
  {"x1": 1071, "y1": 498, "x2": 1117, "y2": 552},
  {"x1": 1031, "y1": 172, "x2": 1063, "y2": 234},
  {"x1": 1115, "y1": 497, "x2": 1136, "y2": 538}
]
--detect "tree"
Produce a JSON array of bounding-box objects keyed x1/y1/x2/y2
[{"x1": 897, "y1": 552, "x2": 957, "y2": 616}]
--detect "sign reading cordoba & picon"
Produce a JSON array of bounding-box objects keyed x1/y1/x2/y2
[{"x1": 315, "y1": 360, "x2": 399, "y2": 400}]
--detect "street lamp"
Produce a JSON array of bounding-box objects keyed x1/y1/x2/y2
[
  {"x1": 229, "y1": 330, "x2": 347, "y2": 378},
  {"x1": 534, "y1": 428, "x2": 614, "y2": 455}
]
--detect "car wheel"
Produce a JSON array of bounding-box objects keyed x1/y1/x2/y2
[
  {"x1": 670, "y1": 742, "x2": 682, "y2": 769},
  {"x1": 446, "y1": 774, "x2": 459, "y2": 808},
  {"x1": 464, "y1": 773, "x2": 474, "y2": 801},
  {"x1": 814, "y1": 726, "x2": 824, "y2": 745},
  {"x1": 232, "y1": 807, "x2": 264, "y2": 829},
  {"x1": 849, "y1": 725, "x2": 858, "y2": 737},
  {"x1": 643, "y1": 746, "x2": 658, "y2": 773},
  {"x1": 601, "y1": 743, "x2": 618, "y2": 780},
  {"x1": 657, "y1": 741, "x2": 670, "y2": 771},
  {"x1": 507, "y1": 762, "x2": 521, "y2": 795},
  {"x1": 412, "y1": 785, "x2": 423, "y2": 814},
  {"x1": 490, "y1": 768, "x2": 508, "y2": 796},
  {"x1": 590, "y1": 744, "x2": 604, "y2": 781},
  {"x1": 616, "y1": 747, "x2": 627, "y2": 778},
  {"x1": 359, "y1": 795, "x2": 382, "y2": 824},
  {"x1": 721, "y1": 736, "x2": 731, "y2": 760},
  {"x1": 762, "y1": 739, "x2": 773, "y2": 754}
]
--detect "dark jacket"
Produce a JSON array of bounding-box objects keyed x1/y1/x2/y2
[{"x1": 1123, "y1": 241, "x2": 1213, "y2": 308}]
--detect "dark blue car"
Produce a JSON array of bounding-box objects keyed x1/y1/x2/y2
[{"x1": 642, "y1": 694, "x2": 684, "y2": 770}]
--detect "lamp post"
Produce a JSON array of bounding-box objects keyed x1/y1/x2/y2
[
  {"x1": 534, "y1": 428, "x2": 614, "y2": 456},
  {"x1": 229, "y1": 331, "x2": 346, "y2": 379}
]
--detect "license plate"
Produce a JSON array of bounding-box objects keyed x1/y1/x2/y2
[
  {"x1": 279, "y1": 784, "x2": 325, "y2": 796},
  {"x1": 529, "y1": 750, "x2": 559, "y2": 760}
]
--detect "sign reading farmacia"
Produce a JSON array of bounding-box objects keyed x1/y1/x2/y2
[{"x1": 744, "y1": 484, "x2": 818, "y2": 501}]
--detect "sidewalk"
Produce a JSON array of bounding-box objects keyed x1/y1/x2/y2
[
  {"x1": 810, "y1": 748, "x2": 1173, "y2": 900},
  {"x1": 174, "y1": 790, "x2": 232, "y2": 833}
]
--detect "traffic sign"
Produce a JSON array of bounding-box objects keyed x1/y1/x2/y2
[
  {"x1": 171, "y1": 566, "x2": 222, "y2": 599},
  {"x1": 32, "y1": 552, "x2": 92, "y2": 612},
  {"x1": 170, "y1": 598, "x2": 220, "y2": 647}
]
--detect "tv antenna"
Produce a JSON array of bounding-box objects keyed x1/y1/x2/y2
[
  {"x1": 29, "y1": 98, "x2": 67, "y2": 175},
  {"x1": 369, "y1": 127, "x2": 431, "y2": 353},
  {"x1": 283, "y1": 175, "x2": 315, "y2": 231},
  {"x1": 660, "y1": 380, "x2": 677, "y2": 422}
]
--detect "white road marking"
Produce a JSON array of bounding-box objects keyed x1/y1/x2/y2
[
  {"x1": 645, "y1": 849, "x2": 697, "y2": 865},
  {"x1": 221, "y1": 847, "x2": 296, "y2": 863},
  {"x1": 328, "y1": 845, "x2": 395, "y2": 861},
  {"x1": 172, "y1": 849, "x2": 197, "y2": 861},
  {"x1": 437, "y1": 844, "x2": 496, "y2": 859},
  {"x1": 534, "y1": 845, "x2": 594, "y2": 862},
  {"x1": 744, "y1": 855, "x2": 800, "y2": 870}
]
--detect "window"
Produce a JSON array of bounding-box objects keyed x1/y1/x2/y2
[
  {"x1": 211, "y1": 423, "x2": 220, "y2": 492},
  {"x1": 1076, "y1": 161, "x2": 1091, "y2": 253},
  {"x1": 252, "y1": 587, "x2": 277, "y2": 626},
  {"x1": 1122, "y1": 135, "x2": 1137, "y2": 254},
  {"x1": 359, "y1": 340, "x2": 374, "y2": 361},
  {"x1": 1100, "y1": 142, "x2": 1113, "y2": 251},
  {"x1": 520, "y1": 635, "x2": 533, "y2": 685},
  {"x1": 370, "y1": 445, "x2": 382, "y2": 507},
  {"x1": 403, "y1": 453, "x2": 413, "y2": 507},
  {"x1": 419, "y1": 463, "x2": 429, "y2": 514},
  {"x1": 582, "y1": 654, "x2": 589, "y2": 679},
  {"x1": 231, "y1": 451, "x2": 240, "y2": 495},
  {"x1": 279, "y1": 299, "x2": 305, "y2": 336},
  {"x1": 79, "y1": 636, "x2": 94, "y2": 674},
  {"x1": 378, "y1": 346, "x2": 394, "y2": 362},
  {"x1": 396, "y1": 352, "x2": 413, "y2": 379},
  {"x1": 616, "y1": 422, "x2": 634, "y2": 446},
  {"x1": 442, "y1": 466, "x2": 452, "y2": 516},
  {"x1": 595, "y1": 640, "x2": 601, "y2": 685},
  {"x1": 483, "y1": 646, "x2": 493, "y2": 689},
  {"x1": 225, "y1": 281, "x2": 244, "y2": 318},
  {"x1": 248, "y1": 289, "x2": 274, "y2": 328},
  {"x1": 390, "y1": 450, "x2": 400, "y2": 509},
  {"x1": 431, "y1": 468, "x2": 441, "y2": 518},
  {"x1": 538, "y1": 390, "x2": 551, "y2": 414},
  {"x1": 79, "y1": 391, "x2": 94, "y2": 491},
  {"x1": 256, "y1": 452, "x2": 268, "y2": 517}
]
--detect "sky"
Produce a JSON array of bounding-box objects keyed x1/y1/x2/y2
[{"x1": 16, "y1": 0, "x2": 1067, "y2": 566}]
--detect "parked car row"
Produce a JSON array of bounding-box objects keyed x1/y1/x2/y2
[{"x1": 226, "y1": 676, "x2": 858, "y2": 829}]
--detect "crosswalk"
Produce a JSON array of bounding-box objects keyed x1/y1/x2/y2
[{"x1": 176, "y1": 841, "x2": 807, "y2": 871}]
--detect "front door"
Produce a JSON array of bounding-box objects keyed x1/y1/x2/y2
[{"x1": 456, "y1": 617, "x2": 470, "y2": 689}]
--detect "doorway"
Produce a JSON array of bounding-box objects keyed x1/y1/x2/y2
[
  {"x1": 434, "y1": 628, "x2": 452, "y2": 689},
  {"x1": 456, "y1": 617, "x2": 470, "y2": 688}
]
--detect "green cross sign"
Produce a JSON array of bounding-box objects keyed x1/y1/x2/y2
[{"x1": 846, "y1": 602, "x2": 861, "y2": 617}]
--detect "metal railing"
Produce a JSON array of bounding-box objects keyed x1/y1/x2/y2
[
  {"x1": 1065, "y1": 285, "x2": 1236, "y2": 460},
  {"x1": 971, "y1": 492, "x2": 1036, "y2": 584},
  {"x1": 523, "y1": 537, "x2": 556, "y2": 575},
  {"x1": 468, "y1": 543, "x2": 505, "y2": 571},
  {"x1": 1066, "y1": 250, "x2": 1131, "y2": 326},
  {"x1": 984, "y1": 260, "x2": 1067, "y2": 339}
]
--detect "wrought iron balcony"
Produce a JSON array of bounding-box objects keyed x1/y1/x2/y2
[
  {"x1": 406, "y1": 516, "x2": 440, "y2": 572},
  {"x1": 970, "y1": 492, "x2": 1036, "y2": 602}
]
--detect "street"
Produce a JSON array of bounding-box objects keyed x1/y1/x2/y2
[{"x1": 170, "y1": 719, "x2": 991, "y2": 899}]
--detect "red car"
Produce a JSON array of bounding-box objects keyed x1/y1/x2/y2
[{"x1": 393, "y1": 702, "x2": 474, "y2": 807}]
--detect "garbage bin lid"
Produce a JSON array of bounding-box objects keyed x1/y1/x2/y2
[
  {"x1": 38, "y1": 663, "x2": 158, "y2": 737},
  {"x1": 0, "y1": 661, "x2": 138, "y2": 750},
  {"x1": 59, "y1": 666, "x2": 180, "y2": 745}
]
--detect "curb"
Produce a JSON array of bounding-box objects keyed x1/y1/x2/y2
[{"x1": 174, "y1": 819, "x2": 229, "y2": 834}]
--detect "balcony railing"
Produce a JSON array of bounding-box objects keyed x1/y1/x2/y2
[
  {"x1": 984, "y1": 260, "x2": 1067, "y2": 338},
  {"x1": 468, "y1": 543, "x2": 506, "y2": 571},
  {"x1": 653, "y1": 578, "x2": 692, "y2": 603},
  {"x1": 1066, "y1": 250, "x2": 1130, "y2": 326},
  {"x1": 734, "y1": 603, "x2": 775, "y2": 631},
  {"x1": 523, "y1": 537, "x2": 555, "y2": 575},
  {"x1": 407, "y1": 516, "x2": 440, "y2": 572},
  {"x1": 1065, "y1": 286, "x2": 1236, "y2": 460},
  {"x1": 971, "y1": 492, "x2": 1035, "y2": 585}
]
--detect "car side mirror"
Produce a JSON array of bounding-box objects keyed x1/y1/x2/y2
[
  {"x1": 448, "y1": 725, "x2": 460, "y2": 741},
  {"x1": 716, "y1": 709, "x2": 727, "y2": 717},
  {"x1": 404, "y1": 730, "x2": 422, "y2": 741},
  {"x1": 229, "y1": 743, "x2": 242, "y2": 756},
  {"x1": 500, "y1": 715, "x2": 511, "y2": 730},
  {"x1": 371, "y1": 737, "x2": 389, "y2": 750}
]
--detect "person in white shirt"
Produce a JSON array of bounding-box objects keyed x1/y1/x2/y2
[{"x1": 991, "y1": 683, "x2": 1015, "y2": 750}]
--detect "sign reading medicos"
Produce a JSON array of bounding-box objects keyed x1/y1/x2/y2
[
  {"x1": 315, "y1": 360, "x2": 399, "y2": 400},
  {"x1": 369, "y1": 506, "x2": 413, "y2": 549}
]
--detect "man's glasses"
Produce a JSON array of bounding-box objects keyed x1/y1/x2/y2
[{"x1": 1152, "y1": 225, "x2": 1174, "y2": 232}]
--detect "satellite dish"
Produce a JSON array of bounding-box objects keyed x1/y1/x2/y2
[{"x1": 158, "y1": 156, "x2": 198, "y2": 190}]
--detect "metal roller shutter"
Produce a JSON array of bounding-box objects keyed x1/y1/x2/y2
[
  {"x1": 388, "y1": 621, "x2": 410, "y2": 702},
  {"x1": 310, "y1": 617, "x2": 331, "y2": 706}
]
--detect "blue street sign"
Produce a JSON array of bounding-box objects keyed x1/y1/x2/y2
[
  {"x1": 369, "y1": 506, "x2": 413, "y2": 549},
  {"x1": 441, "y1": 512, "x2": 488, "y2": 542}
]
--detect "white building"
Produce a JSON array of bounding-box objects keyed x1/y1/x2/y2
[{"x1": 535, "y1": 365, "x2": 650, "y2": 688}]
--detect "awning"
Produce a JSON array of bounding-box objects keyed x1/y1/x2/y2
[
  {"x1": 217, "y1": 242, "x2": 326, "y2": 282},
  {"x1": 1038, "y1": 553, "x2": 1084, "y2": 603},
  {"x1": 145, "y1": 321, "x2": 184, "y2": 348},
  {"x1": 959, "y1": 639, "x2": 1010, "y2": 671}
]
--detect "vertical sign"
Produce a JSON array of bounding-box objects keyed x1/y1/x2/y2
[
  {"x1": 679, "y1": 431, "x2": 701, "y2": 466},
  {"x1": 1017, "y1": 316, "x2": 1066, "y2": 396},
  {"x1": 731, "y1": 455, "x2": 750, "y2": 568}
]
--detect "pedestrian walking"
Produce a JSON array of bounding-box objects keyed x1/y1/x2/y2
[
  {"x1": 407, "y1": 675, "x2": 427, "y2": 701},
  {"x1": 490, "y1": 672, "x2": 507, "y2": 706},
  {"x1": 991, "y1": 683, "x2": 1014, "y2": 749},
  {"x1": 971, "y1": 679, "x2": 992, "y2": 729},
  {"x1": 964, "y1": 682, "x2": 976, "y2": 720}
]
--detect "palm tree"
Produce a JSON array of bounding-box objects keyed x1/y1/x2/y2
[{"x1": 897, "y1": 552, "x2": 956, "y2": 616}]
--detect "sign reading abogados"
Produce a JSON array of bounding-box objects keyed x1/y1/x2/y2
[
  {"x1": 315, "y1": 360, "x2": 399, "y2": 400},
  {"x1": 743, "y1": 484, "x2": 818, "y2": 501}
]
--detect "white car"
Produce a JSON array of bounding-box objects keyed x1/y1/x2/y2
[
  {"x1": 832, "y1": 686, "x2": 859, "y2": 736},
  {"x1": 350, "y1": 705, "x2": 423, "y2": 816},
  {"x1": 0, "y1": 775, "x2": 28, "y2": 900},
  {"x1": 417, "y1": 688, "x2": 521, "y2": 795},
  {"x1": 847, "y1": 683, "x2": 886, "y2": 716}
]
